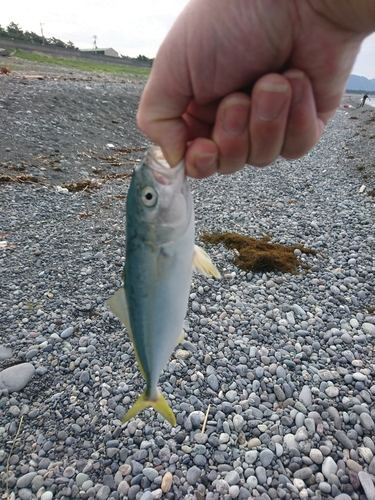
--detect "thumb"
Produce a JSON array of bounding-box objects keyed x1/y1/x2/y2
[{"x1": 137, "y1": 75, "x2": 191, "y2": 167}]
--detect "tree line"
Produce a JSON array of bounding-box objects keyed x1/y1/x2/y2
[
  {"x1": 0, "y1": 22, "x2": 77, "y2": 49},
  {"x1": 0, "y1": 22, "x2": 154, "y2": 62}
]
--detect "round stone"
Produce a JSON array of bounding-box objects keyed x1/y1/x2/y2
[
  {"x1": 322, "y1": 456, "x2": 337, "y2": 479},
  {"x1": 360, "y1": 413, "x2": 375, "y2": 431},
  {"x1": 143, "y1": 468, "x2": 158, "y2": 482},
  {"x1": 225, "y1": 471, "x2": 240, "y2": 486},
  {"x1": 41, "y1": 492, "x2": 53, "y2": 500},
  {"x1": 325, "y1": 386, "x2": 339, "y2": 397},
  {"x1": 247, "y1": 438, "x2": 261, "y2": 448},
  {"x1": 161, "y1": 471, "x2": 173, "y2": 493},
  {"x1": 259, "y1": 449, "x2": 274, "y2": 467},
  {"x1": 362, "y1": 323, "x2": 375, "y2": 336},
  {"x1": 186, "y1": 466, "x2": 201, "y2": 485}
]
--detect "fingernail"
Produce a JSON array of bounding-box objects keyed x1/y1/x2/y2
[
  {"x1": 256, "y1": 83, "x2": 289, "y2": 121},
  {"x1": 194, "y1": 152, "x2": 218, "y2": 171},
  {"x1": 222, "y1": 99, "x2": 249, "y2": 135},
  {"x1": 284, "y1": 70, "x2": 304, "y2": 107}
]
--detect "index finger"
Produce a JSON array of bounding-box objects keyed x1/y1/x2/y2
[{"x1": 137, "y1": 63, "x2": 191, "y2": 167}]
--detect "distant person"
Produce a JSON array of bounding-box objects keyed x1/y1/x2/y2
[
  {"x1": 360, "y1": 94, "x2": 371, "y2": 107},
  {"x1": 137, "y1": 0, "x2": 375, "y2": 178}
]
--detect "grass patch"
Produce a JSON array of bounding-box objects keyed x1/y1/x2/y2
[
  {"x1": 13, "y1": 49, "x2": 150, "y2": 76},
  {"x1": 201, "y1": 232, "x2": 317, "y2": 274}
]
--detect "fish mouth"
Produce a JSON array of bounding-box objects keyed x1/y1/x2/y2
[{"x1": 145, "y1": 146, "x2": 184, "y2": 186}]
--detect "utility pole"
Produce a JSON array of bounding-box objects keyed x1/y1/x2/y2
[{"x1": 40, "y1": 23, "x2": 45, "y2": 45}]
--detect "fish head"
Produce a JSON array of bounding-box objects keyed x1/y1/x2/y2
[{"x1": 127, "y1": 146, "x2": 193, "y2": 245}]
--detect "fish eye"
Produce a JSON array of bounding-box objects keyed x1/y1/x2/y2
[{"x1": 141, "y1": 186, "x2": 157, "y2": 207}]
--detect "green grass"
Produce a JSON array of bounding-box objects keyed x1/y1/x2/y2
[{"x1": 12, "y1": 49, "x2": 150, "y2": 76}]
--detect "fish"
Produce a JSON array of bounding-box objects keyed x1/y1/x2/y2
[{"x1": 107, "y1": 146, "x2": 220, "y2": 426}]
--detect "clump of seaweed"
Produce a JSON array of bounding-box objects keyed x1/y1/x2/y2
[
  {"x1": 201, "y1": 232, "x2": 317, "y2": 274},
  {"x1": 368, "y1": 190, "x2": 375, "y2": 197}
]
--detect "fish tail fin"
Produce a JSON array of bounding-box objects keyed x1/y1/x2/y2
[
  {"x1": 193, "y1": 245, "x2": 221, "y2": 278},
  {"x1": 122, "y1": 388, "x2": 176, "y2": 426}
]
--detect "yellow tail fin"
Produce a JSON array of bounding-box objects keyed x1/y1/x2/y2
[{"x1": 122, "y1": 388, "x2": 176, "y2": 426}]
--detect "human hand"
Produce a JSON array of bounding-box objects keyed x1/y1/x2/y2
[{"x1": 137, "y1": 0, "x2": 375, "y2": 178}]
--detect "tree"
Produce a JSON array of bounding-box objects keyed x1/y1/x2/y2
[
  {"x1": 6, "y1": 22, "x2": 25, "y2": 38},
  {"x1": 47, "y1": 37, "x2": 66, "y2": 48},
  {"x1": 24, "y1": 31, "x2": 44, "y2": 44},
  {"x1": 66, "y1": 41, "x2": 76, "y2": 50},
  {"x1": 136, "y1": 54, "x2": 151, "y2": 62},
  {"x1": 0, "y1": 22, "x2": 77, "y2": 48}
]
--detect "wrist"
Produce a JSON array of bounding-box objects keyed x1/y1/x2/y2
[{"x1": 309, "y1": 0, "x2": 375, "y2": 34}]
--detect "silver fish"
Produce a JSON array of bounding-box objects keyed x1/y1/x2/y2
[{"x1": 108, "y1": 146, "x2": 220, "y2": 425}]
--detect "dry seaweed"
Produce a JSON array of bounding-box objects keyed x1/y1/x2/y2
[
  {"x1": 98, "y1": 156, "x2": 134, "y2": 167},
  {"x1": 101, "y1": 172, "x2": 132, "y2": 181},
  {"x1": 201, "y1": 232, "x2": 317, "y2": 274},
  {"x1": 115, "y1": 147, "x2": 146, "y2": 153},
  {"x1": 0, "y1": 173, "x2": 40, "y2": 185},
  {"x1": 61, "y1": 179, "x2": 102, "y2": 192},
  {"x1": 61, "y1": 172, "x2": 132, "y2": 192},
  {"x1": 368, "y1": 190, "x2": 375, "y2": 197},
  {"x1": 99, "y1": 146, "x2": 147, "y2": 166}
]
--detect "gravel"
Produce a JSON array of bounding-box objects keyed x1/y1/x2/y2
[{"x1": 1, "y1": 60, "x2": 375, "y2": 499}]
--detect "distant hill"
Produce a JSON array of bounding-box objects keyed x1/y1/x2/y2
[{"x1": 346, "y1": 74, "x2": 375, "y2": 92}]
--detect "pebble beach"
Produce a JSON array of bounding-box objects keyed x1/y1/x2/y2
[{"x1": 1, "y1": 62, "x2": 375, "y2": 500}]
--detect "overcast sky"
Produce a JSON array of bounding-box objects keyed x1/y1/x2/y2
[{"x1": 1, "y1": 0, "x2": 375, "y2": 78}]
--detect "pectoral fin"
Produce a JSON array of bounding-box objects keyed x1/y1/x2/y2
[
  {"x1": 122, "y1": 388, "x2": 176, "y2": 426},
  {"x1": 107, "y1": 288, "x2": 131, "y2": 333},
  {"x1": 193, "y1": 245, "x2": 221, "y2": 278}
]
